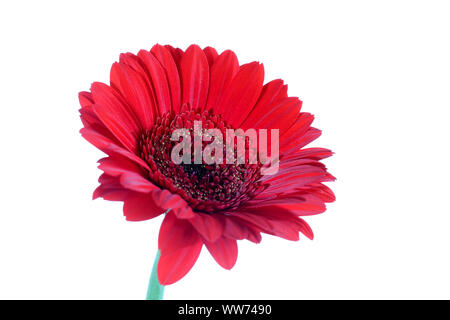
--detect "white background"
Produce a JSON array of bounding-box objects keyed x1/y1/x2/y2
[{"x1": 0, "y1": 0, "x2": 449, "y2": 299}]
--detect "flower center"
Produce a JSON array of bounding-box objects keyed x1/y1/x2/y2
[{"x1": 138, "y1": 108, "x2": 263, "y2": 212}]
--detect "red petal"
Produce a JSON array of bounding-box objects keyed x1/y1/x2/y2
[
  {"x1": 158, "y1": 212, "x2": 197, "y2": 253},
  {"x1": 216, "y1": 62, "x2": 264, "y2": 128},
  {"x1": 223, "y1": 216, "x2": 248, "y2": 240},
  {"x1": 304, "y1": 183, "x2": 336, "y2": 202},
  {"x1": 164, "y1": 45, "x2": 183, "y2": 69},
  {"x1": 91, "y1": 82, "x2": 140, "y2": 152},
  {"x1": 110, "y1": 62, "x2": 155, "y2": 130},
  {"x1": 93, "y1": 174, "x2": 131, "y2": 201},
  {"x1": 231, "y1": 205, "x2": 311, "y2": 241},
  {"x1": 279, "y1": 113, "x2": 314, "y2": 154},
  {"x1": 280, "y1": 127, "x2": 323, "y2": 156},
  {"x1": 248, "y1": 193, "x2": 327, "y2": 216},
  {"x1": 207, "y1": 50, "x2": 239, "y2": 111},
  {"x1": 137, "y1": 50, "x2": 172, "y2": 115},
  {"x1": 119, "y1": 172, "x2": 158, "y2": 193},
  {"x1": 262, "y1": 164, "x2": 328, "y2": 188},
  {"x1": 118, "y1": 52, "x2": 145, "y2": 72},
  {"x1": 97, "y1": 156, "x2": 155, "y2": 192},
  {"x1": 222, "y1": 216, "x2": 262, "y2": 243},
  {"x1": 79, "y1": 91, "x2": 94, "y2": 110},
  {"x1": 158, "y1": 212, "x2": 203, "y2": 285},
  {"x1": 235, "y1": 212, "x2": 300, "y2": 241},
  {"x1": 151, "y1": 190, "x2": 195, "y2": 219},
  {"x1": 189, "y1": 213, "x2": 224, "y2": 242},
  {"x1": 296, "y1": 127, "x2": 322, "y2": 149},
  {"x1": 79, "y1": 108, "x2": 103, "y2": 129},
  {"x1": 246, "y1": 228, "x2": 262, "y2": 243},
  {"x1": 291, "y1": 148, "x2": 334, "y2": 160},
  {"x1": 180, "y1": 45, "x2": 209, "y2": 110},
  {"x1": 296, "y1": 218, "x2": 314, "y2": 240},
  {"x1": 80, "y1": 126, "x2": 120, "y2": 151},
  {"x1": 150, "y1": 44, "x2": 182, "y2": 113},
  {"x1": 280, "y1": 195, "x2": 327, "y2": 216},
  {"x1": 240, "y1": 79, "x2": 288, "y2": 129},
  {"x1": 123, "y1": 192, "x2": 165, "y2": 221},
  {"x1": 203, "y1": 46, "x2": 219, "y2": 67},
  {"x1": 80, "y1": 127, "x2": 150, "y2": 170},
  {"x1": 97, "y1": 156, "x2": 157, "y2": 192},
  {"x1": 204, "y1": 237, "x2": 238, "y2": 270},
  {"x1": 93, "y1": 185, "x2": 130, "y2": 201},
  {"x1": 246, "y1": 97, "x2": 302, "y2": 136},
  {"x1": 118, "y1": 53, "x2": 161, "y2": 120},
  {"x1": 97, "y1": 156, "x2": 142, "y2": 177}
]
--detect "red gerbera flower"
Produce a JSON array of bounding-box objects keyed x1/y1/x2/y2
[{"x1": 79, "y1": 44, "x2": 335, "y2": 286}]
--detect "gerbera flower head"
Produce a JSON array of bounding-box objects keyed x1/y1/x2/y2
[{"x1": 79, "y1": 44, "x2": 335, "y2": 285}]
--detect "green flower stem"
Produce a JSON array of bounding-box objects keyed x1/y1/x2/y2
[{"x1": 146, "y1": 250, "x2": 165, "y2": 300}]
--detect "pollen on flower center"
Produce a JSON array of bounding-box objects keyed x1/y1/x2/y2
[{"x1": 138, "y1": 108, "x2": 263, "y2": 212}]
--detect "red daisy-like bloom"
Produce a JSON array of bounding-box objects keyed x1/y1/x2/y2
[{"x1": 79, "y1": 44, "x2": 335, "y2": 285}]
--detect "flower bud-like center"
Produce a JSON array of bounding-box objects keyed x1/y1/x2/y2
[{"x1": 138, "y1": 108, "x2": 263, "y2": 212}]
